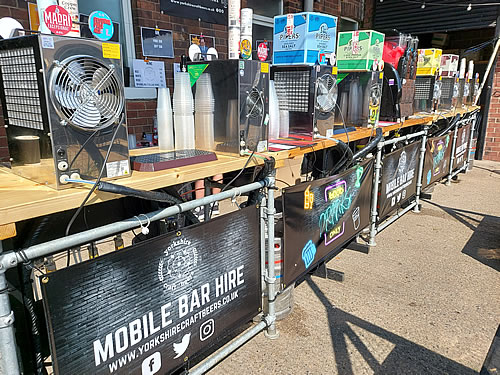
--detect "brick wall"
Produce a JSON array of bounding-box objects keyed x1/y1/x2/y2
[{"x1": 484, "y1": 57, "x2": 500, "y2": 162}]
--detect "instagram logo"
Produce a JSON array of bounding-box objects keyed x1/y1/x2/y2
[
  {"x1": 200, "y1": 319, "x2": 215, "y2": 341},
  {"x1": 142, "y1": 352, "x2": 161, "y2": 375}
]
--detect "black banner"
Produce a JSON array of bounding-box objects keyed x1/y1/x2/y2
[
  {"x1": 160, "y1": 0, "x2": 227, "y2": 25},
  {"x1": 379, "y1": 141, "x2": 421, "y2": 219},
  {"x1": 42, "y1": 206, "x2": 260, "y2": 375},
  {"x1": 423, "y1": 134, "x2": 453, "y2": 187},
  {"x1": 453, "y1": 124, "x2": 471, "y2": 170},
  {"x1": 282, "y1": 160, "x2": 373, "y2": 287}
]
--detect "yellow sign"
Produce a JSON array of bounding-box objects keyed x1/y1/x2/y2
[
  {"x1": 102, "y1": 43, "x2": 121, "y2": 59},
  {"x1": 28, "y1": 3, "x2": 40, "y2": 31},
  {"x1": 332, "y1": 66, "x2": 338, "y2": 75},
  {"x1": 261, "y1": 63, "x2": 269, "y2": 73},
  {"x1": 379, "y1": 72, "x2": 384, "y2": 80}
]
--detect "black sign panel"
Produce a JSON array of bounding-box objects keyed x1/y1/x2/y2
[
  {"x1": 42, "y1": 206, "x2": 260, "y2": 375},
  {"x1": 282, "y1": 160, "x2": 373, "y2": 287},
  {"x1": 141, "y1": 27, "x2": 174, "y2": 58},
  {"x1": 379, "y1": 141, "x2": 421, "y2": 219},
  {"x1": 423, "y1": 134, "x2": 453, "y2": 188},
  {"x1": 453, "y1": 124, "x2": 471, "y2": 170},
  {"x1": 160, "y1": 0, "x2": 227, "y2": 25}
]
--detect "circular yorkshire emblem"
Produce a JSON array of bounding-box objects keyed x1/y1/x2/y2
[{"x1": 158, "y1": 238, "x2": 198, "y2": 291}]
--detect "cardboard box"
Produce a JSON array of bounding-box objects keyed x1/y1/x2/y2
[
  {"x1": 440, "y1": 54, "x2": 459, "y2": 77},
  {"x1": 273, "y1": 12, "x2": 337, "y2": 65},
  {"x1": 337, "y1": 30, "x2": 385, "y2": 71},
  {"x1": 417, "y1": 48, "x2": 442, "y2": 76}
]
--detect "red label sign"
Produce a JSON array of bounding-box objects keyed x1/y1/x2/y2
[
  {"x1": 257, "y1": 42, "x2": 268, "y2": 62},
  {"x1": 44, "y1": 5, "x2": 72, "y2": 35}
]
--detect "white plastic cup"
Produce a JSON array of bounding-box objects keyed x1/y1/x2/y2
[
  {"x1": 228, "y1": 0, "x2": 241, "y2": 28},
  {"x1": 228, "y1": 27, "x2": 240, "y2": 60},
  {"x1": 268, "y1": 81, "x2": 280, "y2": 140},
  {"x1": 279, "y1": 109, "x2": 289, "y2": 138},
  {"x1": 240, "y1": 8, "x2": 253, "y2": 36},
  {"x1": 174, "y1": 114, "x2": 195, "y2": 150},
  {"x1": 195, "y1": 112, "x2": 215, "y2": 151}
]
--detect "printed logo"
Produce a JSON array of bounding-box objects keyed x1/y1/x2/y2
[
  {"x1": 302, "y1": 240, "x2": 317, "y2": 269},
  {"x1": 397, "y1": 150, "x2": 407, "y2": 175},
  {"x1": 352, "y1": 206, "x2": 360, "y2": 230},
  {"x1": 304, "y1": 185, "x2": 314, "y2": 210},
  {"x1": 200, "y1": 319, "x2": 215, "y2": 341},
  {"x1": 173, "y1": 333, "x2": 191, "y2": 359},
  {"x1": 158, "y1": 237, "x2": 199, "y2": 291},
  {"x1": 315, "y1": 23, "x2": 330, "y2": 41},
  {"x1": 142, "y1": 352, "x2": 161, "y2": 375}
]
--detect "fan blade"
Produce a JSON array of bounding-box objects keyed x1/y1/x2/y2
[
  {"x1": 66, "y1": 60, "x2": 86, "y2": 86},
  {"x1": 54, "y1": 85, "x2": 81, "y2": 109},
  {"x1": 92, "y1": 67, "x2": 112, "y2": 91},
  {"x1": 96, "y1": 93, "x2": 118, "y2": 118},
  {"x1": 73, "y1": 101, "x2": 101, "y2": 128}
]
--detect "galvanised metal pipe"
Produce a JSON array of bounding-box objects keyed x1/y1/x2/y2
[
  {"x1": 377, "y1": 201, "x2": 417, "y2": 233},
  {"x1": 414, "y1": 126, "x2": 429, "y2": 213},
  {"x1": 0, "y1": 180, "x2": 269, "y2": 271},
  {"x1": 379, "y1": 130, "x2": 425, "y2": 147},
  {"x1": 264, "y1": 175, "x2": 279, "y2": 338},
  {"x1": 369, "y1": 142, "x2": 383, "y2": 247},
  {"x1": 0, "y1": 241, "x2": 21, "y2": 375},
  {"x1": 260, "y1": 197, "x2": 267, "y2": 293},
  {"x1": 465, "y1": 113, "x2": 477, "y2": 174},
  {"x1": 189, "y1": 320, "x2": 268, "y2": 375},
  {"x1": 446, "y1": 124, "x2": 459, "y2": 186}
]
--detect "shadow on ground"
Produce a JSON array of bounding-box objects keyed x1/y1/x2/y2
[
  {"x1": 423, "y1": 200, "x2": 500, "y2": 271},
  {"x1": 305, "y1": 278, "x2": 477, "y2": 375}
]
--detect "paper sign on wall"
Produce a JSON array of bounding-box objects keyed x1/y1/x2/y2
[
  {"x1": 58, "y1": 0, "x2": 79, "y2": 37},
  {"x1": 133, "y1": 59, "x2": 166, "y2": 88}
]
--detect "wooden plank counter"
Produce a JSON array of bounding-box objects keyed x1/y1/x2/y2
[{"x1": 0, "y1": 107, "x2": 477, "y2": 228}]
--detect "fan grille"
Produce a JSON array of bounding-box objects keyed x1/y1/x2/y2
[
  {"x1": 246, "y1": 88, "x2": 263, "y2": 118},
  {"x1": 274, "y1": 70, "x2": 310, "y2": 112},
  {"x1": 51, "y1": 56, "x2": 124, "y2": 130},
  {"x1": 315, "y1": 74, "x2": 337, "y2": 113}
]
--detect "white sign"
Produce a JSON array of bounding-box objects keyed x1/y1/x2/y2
[
  {"x1": 58, "y1": 0, "x2": 79, "y2": 37},
  {"x1": 133, "y1": 59, "x2": 166, "y2": 88}
]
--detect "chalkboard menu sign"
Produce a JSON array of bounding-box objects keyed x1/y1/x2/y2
[{"x1": 141, "y1": 27, "x2": 174, "y2": 58}]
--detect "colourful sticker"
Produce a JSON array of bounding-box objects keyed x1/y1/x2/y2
[
  {"x1": 43, "y1": 5, "x2": 72, "y2": 36},
  {"x1": 89, "y1": 11, "x2": 114, "y2": 41},
  {"x1": 240, "y1": 39, "x2": 252, "y2": 60},
  {"x1": 260, "y1": 63, "x2": 269, "y2": 73},
  {"x1": 332, "y1": 66, "x2": 338, "y2": 75},
  {"x1": 102, "y1": 43, "x2": 120, "y2": 59},
  {"x1": 257, "y1": 42, "x2": 268, "y2": 62}
]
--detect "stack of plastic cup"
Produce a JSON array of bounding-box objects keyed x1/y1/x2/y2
[
  {"x1": 268, "y1": 80, "x2": 280, "y2": 140},
  {"x1": 194, "y1": 73, "x2": 215, "y2": 151},
  {"x1": 228, "y1": 0, "x2": 241, "y2": 59},
  {"x1": 240, "y1": 8, "x2": 253, "y2": 60},
  {"x1": 157, "y1": 87, "x2": 174, "y2": 150},
  {"x1": 173, "y1": 72, "x2": 195, "y2": 150}
]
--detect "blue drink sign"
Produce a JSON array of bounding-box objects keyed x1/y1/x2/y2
[{"x1": 89, "y1": 11, "x2": 114, "y2": 41}]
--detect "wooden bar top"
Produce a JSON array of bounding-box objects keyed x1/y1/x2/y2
[{"x1": 0, "y1": 107, "x2": 477, "y2": 227}]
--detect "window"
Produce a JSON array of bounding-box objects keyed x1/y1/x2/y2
[
  {"x1": 247, "y1": 0, "x2": 283, "y2": 57},
  {"x1": 78, "y1": 0, "x2": 135, "y2": 69},
  {"x1": 339, "y1": 17, "x2": 358, "y2": 32}
]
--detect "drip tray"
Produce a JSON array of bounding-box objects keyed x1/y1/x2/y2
[{"x1": 131, "y1": 149, "x2": 217, "y2": 172}]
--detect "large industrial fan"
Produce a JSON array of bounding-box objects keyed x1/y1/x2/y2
[
  {"x1": 271, "y1": 65, "x2": 338, "y2": 139},
  {"x1": 0, "y1": 34, "x2": 130, "y2": 189}
]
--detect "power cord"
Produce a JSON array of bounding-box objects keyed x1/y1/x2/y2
[{"x1": 65, "y1": 118, "x2": 122, "y2": 266}]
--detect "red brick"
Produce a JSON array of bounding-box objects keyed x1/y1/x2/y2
[{"x1": 127, "y1": 101, "x2": 146, "y2": 110}]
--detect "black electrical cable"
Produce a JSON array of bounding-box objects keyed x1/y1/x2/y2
[
  {"x1": 95, "y1": 182, "x2": 200, "y2": 226},
  {"x1": 65, "y1": 120, "x2": 122, "y2": 266},
  {"x1": 436, "y1": 113, "x2": 461, "y2": 137},
  {"x1": 68, "y1": 128, "x2": 100, "y2": 170},
  {"x1": 349, "y1": 127, "x2": 383, "y2": 166}
]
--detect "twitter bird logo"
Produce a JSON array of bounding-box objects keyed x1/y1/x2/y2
[{"x1": 173, "y1": 333, "x2": 191, "y2": 359}]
